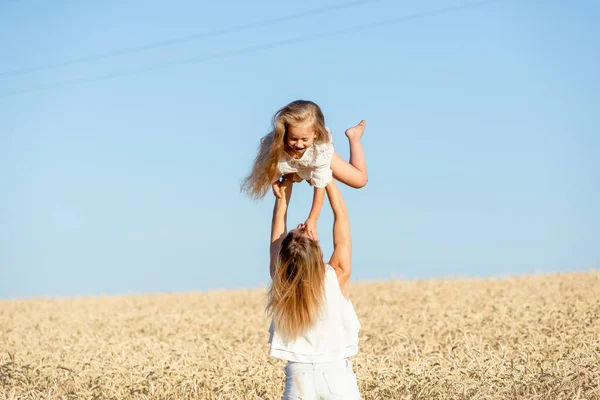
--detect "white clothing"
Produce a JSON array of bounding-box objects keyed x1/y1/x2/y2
[
  {"x1": 275, "y1": 127, "x2": 335, "y2": 188},
  {"x1": 269, "y1": 264, "x2": 361, "y2": 363},
  {"x1": 283, "y1": 359, "x2": 362, "y2": 400}
]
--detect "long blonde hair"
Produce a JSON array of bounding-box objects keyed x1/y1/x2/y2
[
  {"x1": 242, "y1": 100, "x2": 330, "y2": 200},
  {"x1": 266, "y1": 231, "x2": 326, "y2": 341}
]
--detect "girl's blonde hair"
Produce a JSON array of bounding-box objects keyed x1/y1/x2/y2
[
  {"x1": 242, "y1": 100, "x2": 329, "y2": 199},
  {"x1": 266, "y1": 231, "x2": 326, "y2": 341}
]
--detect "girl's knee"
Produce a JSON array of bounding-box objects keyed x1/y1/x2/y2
[
  {"x1": 355, "y1": 174, "x2": 368, "y2": 188},
  {"x1": 348, "y1": 176, "x2": 367, "y2": 189}
]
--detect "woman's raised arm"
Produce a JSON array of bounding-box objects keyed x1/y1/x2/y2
[
  {"x1": 326, "y1": 181, "x2": 352, "y2": 298},
  {"x1": 269, "y1": 177, "x2": 294, "y2": 279}
]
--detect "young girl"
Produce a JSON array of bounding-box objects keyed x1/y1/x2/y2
[{"x1": 242, "y1": 100, "x2": 367, "y2": 238}]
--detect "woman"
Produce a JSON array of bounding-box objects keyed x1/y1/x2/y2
[{"x1": 267, "y1": 176, "x2": 362, "y2": 399}]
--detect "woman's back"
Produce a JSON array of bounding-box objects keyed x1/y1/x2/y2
[{"x1": 269, "y1": 264, "x2": 361, "y2": 363}]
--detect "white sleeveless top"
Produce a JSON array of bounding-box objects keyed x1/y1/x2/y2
[{"x1": 268, "y1": 264, "x2": 361, "y2": 363}]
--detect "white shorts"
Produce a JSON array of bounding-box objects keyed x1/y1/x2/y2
[{"x1": 283, "y1": 358, "x2": 362, "y2": 400}]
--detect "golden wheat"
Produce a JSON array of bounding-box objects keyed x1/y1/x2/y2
[{"x1": 1, "y1": 271, "x2": 599, "y2": 399}]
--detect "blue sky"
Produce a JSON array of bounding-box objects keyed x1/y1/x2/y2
[{"x1": 1, "y1": 0, "x2": 598, "y2": 299}]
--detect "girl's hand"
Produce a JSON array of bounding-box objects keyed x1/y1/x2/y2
[{"x1": 304, "y1": 218, "x2": 318, "y2": 241}]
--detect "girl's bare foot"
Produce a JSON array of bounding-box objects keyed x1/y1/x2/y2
[{"x1": 345, "y1": 120, "x2": 366, "y2": 141}]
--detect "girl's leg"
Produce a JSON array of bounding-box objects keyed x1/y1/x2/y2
[{"x1": 330, "y1": 120, "x2": 368, "y2": 188}]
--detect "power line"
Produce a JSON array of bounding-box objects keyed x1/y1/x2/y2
[
  {"x1": 0, "y1": 0, "x2": 382, "y2": 78},
  {"x1": 0, "y1": 0, "x2": 504, "y2": 98}
]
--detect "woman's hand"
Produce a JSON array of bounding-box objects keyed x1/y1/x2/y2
[
  {"x1": 271, "y1": 180, "x2": 283, "y2": 199},
  {"x1": 272, "y1": 174, "x2": 298, "y2": 198}
]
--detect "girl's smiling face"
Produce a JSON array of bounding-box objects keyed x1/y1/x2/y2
[{"x1": 286, "y1": 124, "x2": 317, "y2": 156}]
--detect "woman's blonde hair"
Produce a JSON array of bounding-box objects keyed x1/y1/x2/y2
[
  {"x1": 242, "y1": 100, "x2": 330, "y2": 199},
  {"x1": 266, "y1": 231, "x2": 326, "y2": 341}
]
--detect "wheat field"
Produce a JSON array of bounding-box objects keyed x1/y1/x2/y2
[{"x1": 1, "y1": 271, "x2": 599, "y2": 399}]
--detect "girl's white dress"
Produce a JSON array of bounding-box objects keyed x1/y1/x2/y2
[{"x1": 274, "y1": 127, "x2": 335, "y2": 188}]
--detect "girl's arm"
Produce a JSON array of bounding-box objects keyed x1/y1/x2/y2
[
  {"x1": 304, "y1": 186, "x2": 325, "y2": 240},
  {"x1": 270, "y1": 176, "x2": 294, "y2": 279}
]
